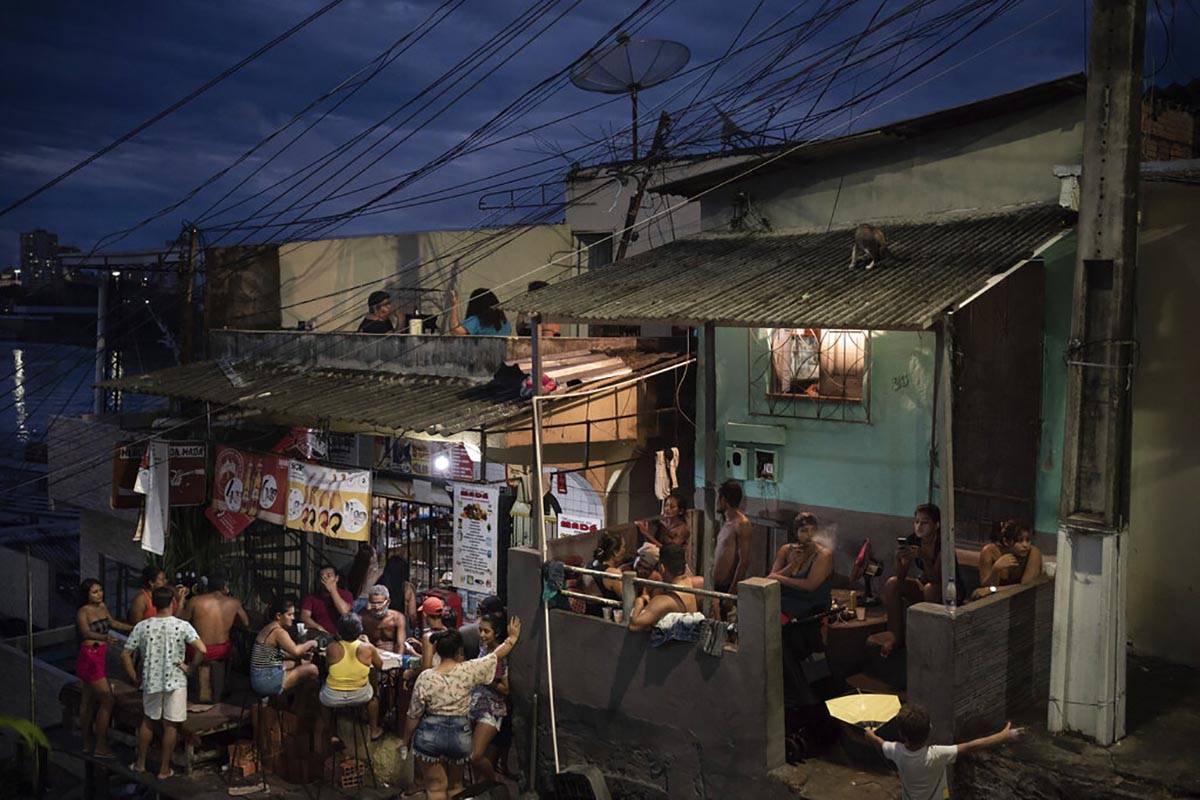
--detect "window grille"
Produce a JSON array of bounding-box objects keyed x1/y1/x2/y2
[{"x1": 747, "y1": 328, "x2": 871, "y2": 422}]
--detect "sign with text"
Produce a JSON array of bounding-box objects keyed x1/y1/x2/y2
[
  {"x1": 557, "y1": 513, "x2": 603, "y2": 538},
  {"x1": 285, "y1": 461, "x2": 371, "y2": 541},
  {"x1": 451, "y1": 484, "x2": 500, "y2": 593},
  {"x1": 205, "y1": 446, "x2": 289, "y2": 540},
  {"x1": 387, "y1": 437, "x2": 478, "y2": 481},
  {"x1": 114, "y1": 441, "x2": 207, "y2": 508}
]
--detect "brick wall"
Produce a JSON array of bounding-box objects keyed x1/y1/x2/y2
[
  {"x1": 907, "y1": 576, "x2": 1055, "y2": 743},
  {"x1": 1141, "y1": 103, "x2": 1199, "y2": 161}
]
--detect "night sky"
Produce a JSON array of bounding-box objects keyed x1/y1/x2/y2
[{"x1": 1, "y1": 0, "x2": 1196, "y2": 265}]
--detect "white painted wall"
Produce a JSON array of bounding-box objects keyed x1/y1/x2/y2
[{"x1": 565, "y1": 170, "x2": 703, "y2": 257}]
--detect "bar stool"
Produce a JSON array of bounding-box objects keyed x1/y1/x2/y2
[{"x1": 316, "y1": 698, "x2": 379, "y2": 797}]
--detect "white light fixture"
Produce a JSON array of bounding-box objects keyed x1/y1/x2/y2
[
  {"x1": 111, "y1": 270, "x2": 121, "y2": 277},
  {"x1": 433, "y1": 453, "x2": 451, "y2": 474}
]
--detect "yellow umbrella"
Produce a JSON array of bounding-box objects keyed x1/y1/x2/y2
[{"x1": 825, "y1": 693, "x2": 901, "y2": 728}]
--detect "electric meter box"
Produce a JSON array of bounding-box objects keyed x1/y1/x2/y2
[{"x1": 726, "y1": 446, "x2": 748, "y2": 480}]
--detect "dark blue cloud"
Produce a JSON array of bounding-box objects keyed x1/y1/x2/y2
[{"x1": 1, "y1": 0, "x2": 1191, "y2": 264}]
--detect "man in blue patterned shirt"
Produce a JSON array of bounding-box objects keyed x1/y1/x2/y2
[{"x1": 122, "y1": 585, "x2": 205, "y2": 779}]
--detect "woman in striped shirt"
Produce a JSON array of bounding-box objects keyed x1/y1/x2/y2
[{"x1": 250, "y1": 598, "x2": 319, "y2": 697}]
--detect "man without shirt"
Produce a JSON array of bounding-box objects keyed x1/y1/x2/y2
[
  {"x1": 628, "y1": 544, "x2": 698, "y2": 632},
  {"x1": 361, "y1": 584, "x2": 406, "y2": 652},
  {"x1": 179, "y1": 571, "x2": 248, "y2": 700},
  {"x1": 712, "y1": 480, "x2": 753, "y2": 618}
]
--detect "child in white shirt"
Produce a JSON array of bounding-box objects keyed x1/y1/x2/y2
[{"x1": 866, "y1": 704, "x2": 1022, "y2": 800}]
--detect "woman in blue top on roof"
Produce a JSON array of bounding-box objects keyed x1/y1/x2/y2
[{"x1": 449, "y1": 288, "x2": 512, "y2": 336}]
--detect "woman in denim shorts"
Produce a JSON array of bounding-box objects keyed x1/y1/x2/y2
[
  {"x1": 402, "y1": 618, "x2": 522, "y2": 800},
  {"x1": 250, "y1": 599, "x2": 319, "y2": 698}
]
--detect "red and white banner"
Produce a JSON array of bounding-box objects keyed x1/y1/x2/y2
[{"x1": 205, "y1": 446, "x2": 289, "y2": 540}]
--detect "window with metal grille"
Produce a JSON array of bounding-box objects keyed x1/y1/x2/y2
[{"x1": 748, "y1": 328, "x2": 870, "y2": 422}]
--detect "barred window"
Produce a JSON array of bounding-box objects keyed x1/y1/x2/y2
[{"x1": 749, "y1": 328, "x2": 870, "y2": 422}]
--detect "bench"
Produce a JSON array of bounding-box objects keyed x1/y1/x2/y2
[{"x1": 905, "y1": 575, "x2": 1054, "y2": 743}]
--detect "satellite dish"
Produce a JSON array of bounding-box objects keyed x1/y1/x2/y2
[{"x1": 571, "y1": 34, "x2": 690, "y2": 159}]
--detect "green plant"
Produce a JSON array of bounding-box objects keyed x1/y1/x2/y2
[{"x1": 0, "y1": 715, "x2": 49, "y2": 795}]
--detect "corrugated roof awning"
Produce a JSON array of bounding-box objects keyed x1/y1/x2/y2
[
  {"x1": 503, "y1": 203, "x2": 1075, "y2": 331},
  {"x1": 100, "y1": 350, "x2": 688, "y2": 436}
]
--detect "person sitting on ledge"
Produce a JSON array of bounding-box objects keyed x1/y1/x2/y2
[
  {"x1": 866, "y1": 704, "x2": 1022, "y2": 800},
  {"x1": 768, "y1": 511, "x2": 834, "y2": 620},
  {"x1": 875, "y1": 503, "x2": 947, "y2": 658},
  {"x1": 971, "y1": 519, "x2": 1043, "y2": 601},
  {"x1": 635, "y1": 491, "x2": 692, "y2": 550},
  {"x1": 628, "y1": 544, "x2": 698, "y2": 631},
  {"x1": 581, "y1": 529, "x2": 628, "y2": 615}
]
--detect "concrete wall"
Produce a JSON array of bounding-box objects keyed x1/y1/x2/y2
[
  {"x1": 1127, "y1": 182, "x2": 1200, "y2": 667},
  {"x1": 506, "y1": 547, "x2": 785, "y2": 799},
  {"x1": 0, "y1": 628, "x2": 77, "y2": 730},
  {"x1": 566, "y1": 171, "x2": 703, "y2": 256},
  {"x1": 700, "y1": 96, "x2": 1086, "y2": 231},
  {"x1": 0, "y1": 551, "x2": 51, "y2": 629},
  {"x1": 907, "y1": 577, "x2": 1055, "y2": 744},
  {"x1": 276, "y1": 225, "x2": 574, "y2": 330}
]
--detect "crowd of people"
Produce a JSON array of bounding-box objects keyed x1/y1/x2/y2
[{"x1": 73, "y1": 557, "x2": 522, "y2": 797}]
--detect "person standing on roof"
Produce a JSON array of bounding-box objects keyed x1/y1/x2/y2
[{"x1": 357, "y1": 290, "x2": 395, "y2": 333}]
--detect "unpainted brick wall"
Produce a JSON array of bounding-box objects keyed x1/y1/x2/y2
[{"x1": 1141, "y1": 103, "x2": 1199, "y2": 161}]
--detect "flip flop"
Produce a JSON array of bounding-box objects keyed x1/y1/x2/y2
[
  {"x1": 371, "y1": 729, "x2": 385, "y2": 742},
  {"x1": 157, "y1": 769, "x2": 175, "y2": 780},
  {"x1": 129, "y1": 763, "x2": 146, "y2": 773}
]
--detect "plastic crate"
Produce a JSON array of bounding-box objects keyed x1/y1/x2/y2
[{"x1": 551, "y1": 764, "x2": 612, "y2": 800}]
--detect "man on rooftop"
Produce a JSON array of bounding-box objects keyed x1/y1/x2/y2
[{"x1": 357, "y1": 290, "x2": 395, "y2": 334}]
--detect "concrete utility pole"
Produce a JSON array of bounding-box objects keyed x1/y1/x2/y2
[
  {"x1": 1049, "y1": 0, "x2": 1146, "y2": 745},
  {"x1": 180, "y1": 225, "x2": 198, "y2": 364}
]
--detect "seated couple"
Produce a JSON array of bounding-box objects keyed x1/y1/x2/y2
[{"x1": 585, "y1": 531, "x2": 702, "y2": 618}]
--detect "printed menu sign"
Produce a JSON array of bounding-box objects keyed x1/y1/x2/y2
[
  {"x1": 285, "y1": 461, "x2": 371, "y2": 541},
  {"x1": 205, "y1": 446, "x2": 289, "y2": 540},
  {"x1": 452, "y1": 484, "x2": 500, "y2": 593}
]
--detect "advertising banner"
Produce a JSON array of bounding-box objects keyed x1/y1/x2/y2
[
  {"x1": 285, "y1": 462, "x2": 371, "y2": 541},
  {"x1": 557, "y1": 513, "x2": 603, "y2": 538},
  {"x1": 112, "y1": 441, "x2": 143, "y2": 509},
  {"x1": 387, "y1": 437, "x2": 478, "y2": 481},
  {"x1": 114, "y1": 441, "x2": 208, "y2": 508},
  {"x1": 205, "y1": 446, "x2": 289, "y2": 540},
  {"x1": 451, "y1": 484, "x2": 500, "y2": 593}
]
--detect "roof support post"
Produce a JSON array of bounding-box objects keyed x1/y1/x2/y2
[
  {"x1": 529, "y1": 312, "x2": 561, "y2": 775},
  {"x1": 1050, "y1": 0, "x2": 1145, "y2": 746},
  {"x1": 935, "y1": 315, "x2": 957, "y2": 603},
  {"x1": 701, "y1": 322, "x2": 718, "y2": 611}
]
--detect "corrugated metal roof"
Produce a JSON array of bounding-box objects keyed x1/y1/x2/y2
[
  {"x1": 504, "y1": 204, "x2": 1074, "y2": 331},
  {"x1": 101, "y1": 350, "x2": 686, "y2": 436}
]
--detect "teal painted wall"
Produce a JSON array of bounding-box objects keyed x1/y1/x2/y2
[
  {"x1": 1034, "y1": 236, "x2": 1076, "y2": 535},
  {"x1": 698, "y1": 326, "x2": 937, "y2": 518}
]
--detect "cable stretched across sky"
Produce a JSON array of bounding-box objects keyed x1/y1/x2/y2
[{"x1": 0, "y1": 0, "x2": 351, "y2": 220}]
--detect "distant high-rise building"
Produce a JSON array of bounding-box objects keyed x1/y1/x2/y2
[{"x1": 20, "y1": 229, "x2": 61, "y2": 287}]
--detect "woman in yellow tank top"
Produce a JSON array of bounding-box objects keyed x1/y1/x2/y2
[{"x1": 319, "y1": 613, "x2": 383, "y2": 740}]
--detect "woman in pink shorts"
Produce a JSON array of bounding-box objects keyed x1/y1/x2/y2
[{"x1": 76, "y1": 579, "x2": 132, "y2": 758}]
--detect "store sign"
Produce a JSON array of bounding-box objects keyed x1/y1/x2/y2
[
  {"x1": 388, "y1": 438, "x2": 477, "y2": 481},
  {"x1": 558, "y1": 513, "x2": 603, "y2": 538},
  {"x1": 205, "y1": 446, "x2": 289, "y2": 540},
  {"x1": 451, "y1": 484, "x2": 500, "y2": 593},
  {"x1": 113, "y1": 440, "x2": 207, "y2": 509},
  {"x1": 285, "y1": 461, "x2": 371, "y2": 542}
]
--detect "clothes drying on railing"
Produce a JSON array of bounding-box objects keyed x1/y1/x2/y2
[{"x1": 649, "y1": 611, "x2": 705, "y2": 647}]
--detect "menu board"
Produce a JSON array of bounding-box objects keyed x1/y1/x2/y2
[
  {"x1": 205, "y1": 446, "x2": 289, "y2": 540},
  {"x1": 285, "y1": 461, "x2": 371, "y2": 542},
  {"x1": 451, "y1": 484, "x2": 500, "y2": 593}
]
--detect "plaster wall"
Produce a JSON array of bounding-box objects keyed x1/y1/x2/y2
[
  {"x1": 1127, "y1": 182, "x2": 1200, "y2": 667},
  {"x1": 0, "y1": 551, "x2": 51, "y2": 629},
  {"x1": 506, "y1": 547, "x2": 785, "y2": 799},
  {"x1": 566, "y1": 172, "x2": 703, "y2": 256},
  {"x1": 277, "y1": 225, "x2": 573, "y2": 330},
  {"x1": 700, "y1": 96, "x2": 1086, "y2": 231}
]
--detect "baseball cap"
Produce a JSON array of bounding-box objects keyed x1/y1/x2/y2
[
  {"x1": 635, "y1": 542, "x2": 661, "y2": 569},
  {"x1": 420, "y1": 596, "x2": 445, "y2": 616}
]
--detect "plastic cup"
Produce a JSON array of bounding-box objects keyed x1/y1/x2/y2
[{"x1": 855, "y1": 607, "x2": 866, "y2": 621}]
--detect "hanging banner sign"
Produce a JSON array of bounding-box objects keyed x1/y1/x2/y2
[
  {"x1": 285, "y1": 461, "x2": 371, "y2": 541},
  {"x1": 557, "y1": 513, "x2": 603, "y2": 538},
  {"x1": 386, "y1": 438, "x2": 478, "y2": 481},
  {"x1": 205, "y1": 446, "x2": 289, "y2": 540},
  {"x1": 451, "y1": 484, "x2": 500, "y2": 593},
  {"x1": 114, "y1": 441, "x2": 208, "y2": 508}
]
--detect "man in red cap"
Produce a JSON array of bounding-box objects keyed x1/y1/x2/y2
[{"x1": 416, "y1": 595, "x2": 449, "y2": 669}]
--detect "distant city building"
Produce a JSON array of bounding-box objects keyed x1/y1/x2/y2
[{"x1": 20, "y1": 229, "x2": 61, "y2": 287}]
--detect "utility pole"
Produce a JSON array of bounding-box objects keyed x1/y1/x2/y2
[
  {"x1": 93, "y1": 267, "x2": 108, "y2": 415},
  {"x1": 614, "y1": 112, "x2": 672, "y2": 263},
  {"x1": 180, "y1": 224, "x2": 198, "y2": 364},
  {"x1": 1049, "y1": 0, "x2": 1146, "y2": 746}
]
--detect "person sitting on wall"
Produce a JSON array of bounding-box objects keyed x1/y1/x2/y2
[
  {"x1": 628, "y1": 544, "x2": 699, "y2": 632},
  {"x1": 970, "y1": 519, "x2": 1044, "y2": 601},
  {"x1": 515, "y1": 281, "x2": 562, "y2": 337},
  {"x1": 357, "y1": 291, "x2": 395, "y2": 334},
  {"x1": 448, "y1": 288, "x2": 512, "y2": 336},
  {"x1": 626, "y1": 542, "x2": 662, "y2": 584},
  {"x1": 768, "y1": 511, "x2": 834, "y2": 620},
  {"x1": 300, "y1": 564, "x2": 354, "y2": 636},
  {"x1": 128, "y1": 565, "x2": 187, "y2": 625},
  {"x1": 873, "y1": 503, "x2": 949, "y2": 658},
  {"x1": 581, "y1": 529, "x2": 628, "y2": 616},
  {"x1": 635, "y1": 491, "x2": 693, "y2": 550}
]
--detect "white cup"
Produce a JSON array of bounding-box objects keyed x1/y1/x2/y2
[
  {"x1": 855, "y1": 607, "x2": 866, "y2": 621},
  {"x1": 296, "y1": 622, "x2": 307, "y2": 638}
]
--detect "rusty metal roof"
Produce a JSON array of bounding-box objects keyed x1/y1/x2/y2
[
  {"x1": 101, "y1": 350, "x2": 686, "y2": 435},
  {"x1": 503, "y1": 204, "x2": 1074, "y2": 331}
]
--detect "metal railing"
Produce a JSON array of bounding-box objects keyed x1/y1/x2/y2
[{"x1": 561, "y1": 563, "x2": 737, "y2": 621}]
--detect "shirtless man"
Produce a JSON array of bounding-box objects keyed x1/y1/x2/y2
[
  {"x1": 628, "y1": 545, "x2": 698, "y2": 632},
  {"x1": 180, "y1": 571, "x2": 248, "y2": 700},
  {"x1": 361, "y1": 585, "x2": 406, "y2": 652},
  {"x1": 713, "y1": 480, "x2": 753, "y2": 599}
]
